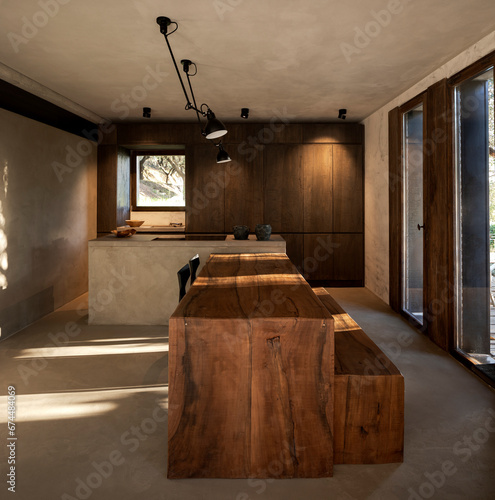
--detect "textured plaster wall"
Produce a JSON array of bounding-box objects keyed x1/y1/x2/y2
[
  {"x1": 0, "y1": 108, "x2": 97, "y2": 340},
  {"x1": 363, "y1": 30, "x2": 495, "y2": 304}
]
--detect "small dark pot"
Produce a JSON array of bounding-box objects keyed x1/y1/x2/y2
[
  {"x1": 233, "y1": 225, "x2": 250, "y2": 240},
  {"x1": 255, "y1": 224, "x2": 272, "y2": 241}
]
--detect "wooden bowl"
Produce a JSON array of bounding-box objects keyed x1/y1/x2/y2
[
  {"x1": 125, "y1": 220, "x2": 144, "y2": 227},
  {"x1": 125, "y1": 220, "x2": 145, "y2": 227},
  {"x1": 111, "y1": 228, "x2": 137, "y2": 238}
]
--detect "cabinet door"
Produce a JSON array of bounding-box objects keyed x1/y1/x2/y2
[
  {"x1": 186, "y1": 145, "x2": 225, "y2": 233},
  {"x1": 303, "y1": 234, "x2": 335, "y2": 281},
  {"x1": 281, "y1": 233, "x2": 304, "y2": 273},
  {"x1": 333, "y1": 145, "x2": 363, "y2": 232},
  {"x1": 332, "y1": 233, "x2": 364, "y2": 281},
  {"x1": 224, "y1": 146, "x2": 263, "y2": 232},
  {"x1": 303, "y1": 145, "x2": 333, "y2": 233},
  {"x1": 303, "y1": 233, "x2": 364, "y2": 282},
  {"x1": 263, "y1": 145, "x2": 304, "y2": 232}
]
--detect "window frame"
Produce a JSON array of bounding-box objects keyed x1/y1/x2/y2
[
  {"x1": 130, "y1": 149, "x2": 186, "y2": 212},
  {"x1": 450, "y1": 61, "x2": 495, "y2": 359}
]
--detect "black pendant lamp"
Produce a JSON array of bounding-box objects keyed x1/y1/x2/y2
[
  {"x1": 216, "y1": 143, "x2": 231, "y2": 163},
  {"x1": 204, "y1": 110, "x2": 227, "y2": 140},
  {"x1": 156, "y1": 16, "x2": 230, "y2": 161}
]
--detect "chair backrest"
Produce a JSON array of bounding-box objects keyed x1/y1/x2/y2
[
  {"x1": 177, "y1": 263, "x2": 191, "y2": 301},
  {"x1": 189, "y1": 254, "x2": 200, "y2": 285}
]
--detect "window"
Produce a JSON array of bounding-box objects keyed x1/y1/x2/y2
[
  {"x1": 402, "y1": 102, "x2": 425, "y2": 325},
  {"x1": 131, "y1": 150, "x2": 186, "y2": 210},
  {"x1": 454, "y1": 66, "x2": 495, "y2": 358}
]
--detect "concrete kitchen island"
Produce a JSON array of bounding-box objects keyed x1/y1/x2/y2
[{"x1": 88, "y1": 234, "x2": 286, "y2": 325}]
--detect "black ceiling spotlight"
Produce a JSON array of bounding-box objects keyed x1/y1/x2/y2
[
  {"x1": 143, "y1": 107, "x2": 151, "y2": 118},
  {"x1": 338, "y1": 108, "x2": 347, "y2": 120},
  {"x1": 156, "y1": 16, "x2": 230, "y2": 162},
  {"x1": 216, "y1": 143, "x2": 231, "y2": 163},
  {"x1": 241, "y1": 108, "x2": 249, "y2": 119}
]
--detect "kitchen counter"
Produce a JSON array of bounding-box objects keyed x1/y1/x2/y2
[{"x1": 88, "y1": 234, "x2": 286, "y2": 325}]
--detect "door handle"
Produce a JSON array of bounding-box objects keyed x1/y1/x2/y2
[{"x1": 417, "y1": 224, "x2": 424, "y2": 231}]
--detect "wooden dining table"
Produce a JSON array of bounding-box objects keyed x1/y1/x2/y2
[{"x1": 168, "y1": 252, "x2": 335, "y2": 479}]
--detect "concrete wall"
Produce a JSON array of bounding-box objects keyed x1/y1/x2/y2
[
  {"x1": 0, "y1": 108, "x2": 97, "y2": 340},
  {"x1": 363, "y1": 30, "x2": 495, "y2": 304}
]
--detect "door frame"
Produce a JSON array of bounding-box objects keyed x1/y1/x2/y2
[{"x1": 389, "y1": 92, "x2": 428, "y2": 331}]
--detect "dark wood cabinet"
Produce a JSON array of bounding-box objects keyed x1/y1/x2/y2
[
  {"x1": 332, "y1": 233, "x2": 364, "y2": 281},
  {"x1": 97, "y1": 145, "x2": 130, "y2": 232},
  {"x1": 303, "y1": 145, "x2": 333, "y2": 233},
  {"x1": 281, "y1": 233, "x2": 304, "y2": 273},
  {"x1": 303, "y1": 233, "x2": 364, "y2": 285},
  {"x1": 98, "y1": 122, "x2": 364, "y2": 284},
  {"x1": 186, "y1": 145, "x2": 225, "y2": 233},
  {"x1": 224, "y1": 147, "x2": 263, "y2": 232},
  {"x1": 303, "y1": 234, "x2": 334, "y2": 281},
  {"x1": 333, "y1": 145, "x2": 363, "y2": 232},
  {"x1": 263, "y1": 145, "x2": 304, "y2": 232}
]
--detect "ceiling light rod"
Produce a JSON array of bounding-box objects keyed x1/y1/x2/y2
[
  {"x1": 156, "y1": 16, "x2": 227, "y2": 141},
  {"x1": 180, "y1": 59, "x2": 202, "y2": 127}
]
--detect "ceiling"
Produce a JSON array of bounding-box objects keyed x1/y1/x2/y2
[{"x1": 1, "y1": 0, "x2": 495, "y2": 124}]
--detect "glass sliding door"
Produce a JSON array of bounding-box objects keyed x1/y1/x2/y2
[
  {"x1": 454, "y1": 67, "x2": 495, "y2": 358},
  {"x1": 403, "y1": 104, "x2": 425, "y2": 324}
]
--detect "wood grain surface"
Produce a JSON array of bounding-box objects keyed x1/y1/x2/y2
[
  {"x1": 168, "y1": 253, "x2": 334, "y2": 478},
  {"x1": 313, "y1": 287, "x2": 404, "y2": 464}
]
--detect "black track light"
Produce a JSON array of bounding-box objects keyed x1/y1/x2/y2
[
  {"x1": 338, "y1": 108, "x2": 347, "y2": 120},
  {"x1": 241, "y1": 108, "x2": 249, "y2": 119},
  {"x1": 143, "y1": 107, "x2": 151, "y2": 118}
]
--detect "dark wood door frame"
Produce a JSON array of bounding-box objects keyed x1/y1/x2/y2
[{"x1": 389, "y1": 92, "x2": 428, "y2": 332}]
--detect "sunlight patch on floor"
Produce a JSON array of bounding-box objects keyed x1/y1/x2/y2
[
  {"x1": 0, "y1": 386, "x2": 168, "y2": 423},
  {"x1": 14, "y1": 342, "x2": 168, "y2": 359}
]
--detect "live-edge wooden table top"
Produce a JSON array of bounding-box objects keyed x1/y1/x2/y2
[{"x1": 171, "y1": 252, "x2": 333, "y2": 321}]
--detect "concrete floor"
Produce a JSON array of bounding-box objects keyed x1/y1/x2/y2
[{"x1": 1, "y1": 288, "x2": 494, "y2": 500}]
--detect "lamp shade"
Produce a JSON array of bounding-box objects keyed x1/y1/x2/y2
[
  {"x1": 204, "y1": 110, "x2": 227, "y2": 140},
  {"x1": 216, "y1": 144, "x2": 231, "y2": 163}
]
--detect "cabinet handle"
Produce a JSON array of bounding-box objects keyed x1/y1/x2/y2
[{"x1": 417, "y1": 224, "x2": 424, "y2": 231}]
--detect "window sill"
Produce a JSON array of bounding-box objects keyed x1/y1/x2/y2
[{"x1": 451, "y1": 349, "x2": 495, "y2": 389}]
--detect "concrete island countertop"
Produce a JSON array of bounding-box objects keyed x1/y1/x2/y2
[
  {"x1": 88, "y1": 234, "x2": 286, "y2": 325},
  {"x1": 89, "y1": 234, "x2": 285, "y2": 247}
]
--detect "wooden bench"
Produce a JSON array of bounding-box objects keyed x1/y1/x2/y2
[{"x1": 313, "y1": 288, "x2": 404, "y2": 464}]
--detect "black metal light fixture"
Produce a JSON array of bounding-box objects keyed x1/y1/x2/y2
[
  {"x1": 156, "y1": 16, "x2": 230, "y2": 162},
  {"x1": 216, "y1": 143, "x2": 231, "y2": 163},
  {"x1": 143, "y1": 107, "x2": 151, "y2": 118},
  {"x1": 241, "y1": 108, "x2": 249, "y2": 119},
  {"x1": 338, "y1": 108, "x2": 347, "y2": 120}
]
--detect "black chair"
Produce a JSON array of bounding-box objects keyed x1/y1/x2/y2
[
  {"x1": 189, "y1": 254, "x2": 200, "y2": 285},
  {"x1": 177, "y1": 263, "x2": 190, "y2": 302}
]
